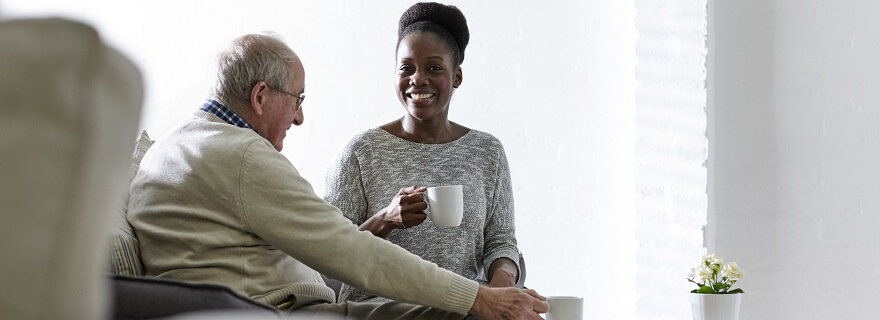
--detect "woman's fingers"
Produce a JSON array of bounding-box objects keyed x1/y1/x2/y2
[
  {"x1": 399, "y1": 191, "x2": 427, "y2": 205},
  {"x1": 399, "y1": 185, "x2": 428, "y2": 195}
]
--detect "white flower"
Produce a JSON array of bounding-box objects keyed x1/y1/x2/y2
[
  {"x1": 723, "y1": 262, "x2": 745, "y2": 280},
  {"x1": 691, "y1": 266, "x2": 712, "y2": 283},
  {"x1": 703, "y1": 254, "x2": 723, "y2": 270},
  {"x1": 705, "y1": 254, "x2": 723, "y2": 265}
]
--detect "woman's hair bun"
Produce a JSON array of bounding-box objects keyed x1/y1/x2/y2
[{"x1": 398, "y1": 2, "x2": 469, "y2": 64}]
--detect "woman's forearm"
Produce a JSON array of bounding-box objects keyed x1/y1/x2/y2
[
  {"x1": 358, "y1": 209, "x2": 394, "y2": 238},
  {"x1": 487, "y1": 257, "x2": 518, "y2": 287}
]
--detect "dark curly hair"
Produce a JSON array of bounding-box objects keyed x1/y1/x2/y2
[{"x1": 397, "y1": 2, "x2": 469, "y2": 67}]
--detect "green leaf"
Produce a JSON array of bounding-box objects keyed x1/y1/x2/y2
[
  {"x1": 694, "y1": 286, "x2": 715, "y2": 294},
  {"x1": 727, "y1": 288, "x2": 745, "y2": 294}
]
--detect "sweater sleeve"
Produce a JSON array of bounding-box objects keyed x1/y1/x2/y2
[
  {"x1": 324, "y1": 138, "x2": 369, "y2": 225},
  {"x1": 238, "y1": 140, "x2": 478, "y2": 314},
  {"x1": 481, "y1": 142, "x2": 521, "y2": 278}
]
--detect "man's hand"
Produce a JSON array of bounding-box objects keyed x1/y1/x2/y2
[{"x1": 469, "y1": 286, "x2": 548, "y2": 320}]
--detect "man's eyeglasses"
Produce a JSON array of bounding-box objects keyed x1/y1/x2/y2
[{"x1": 269, "y1": 86, "x2": 305, "y2": 111}]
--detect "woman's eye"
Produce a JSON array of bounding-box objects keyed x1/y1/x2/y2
[{"x1": 429, "y1": 65, "x2": 443, "y2": 71}]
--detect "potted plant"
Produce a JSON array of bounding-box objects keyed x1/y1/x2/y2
[{"x1": 688, "y1": 254, "x2": 745, "y2": 320}]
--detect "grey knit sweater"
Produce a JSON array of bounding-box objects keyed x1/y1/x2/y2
[{"x1": 325, "y1": 128, "x2": 520, "y2": 302}]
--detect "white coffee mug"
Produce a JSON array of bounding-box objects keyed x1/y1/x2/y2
[
  {"x1": 424, "y1": 185, "x2": 464, "y2": 227},
  {"x1": 546, "y1": 296, "x2": 584, "y2": 320}
]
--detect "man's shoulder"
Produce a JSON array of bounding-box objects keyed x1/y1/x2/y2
[{"x1": 158, "y1": 119, "x2": 273, "y2": 159}]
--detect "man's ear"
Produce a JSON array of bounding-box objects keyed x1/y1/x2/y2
[
  {"x1": 454, "y1": 67, "x2": 463, "y2": 88},
  {"x1": 250, "y1": 81, "x2": 271, "y2": 116}
]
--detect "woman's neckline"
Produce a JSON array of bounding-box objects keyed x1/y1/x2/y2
[{"x1": 376, "y1": 125, "x2": 472, "y2": 145}]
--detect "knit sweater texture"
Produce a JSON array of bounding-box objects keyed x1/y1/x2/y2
[
  {"x1": 128, "y1": 111, "x2": 479, "y2": 314},
  {"x1": 325, "y1": 128, "x2": 520, "y2": 302}
]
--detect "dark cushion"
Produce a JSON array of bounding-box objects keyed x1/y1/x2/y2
[
  {"x1": 320, "y1": 274, "x2": 342, "y2": 301},
  {"x1": 110, "y1": 275, "x2": 280, "y2": 320}
]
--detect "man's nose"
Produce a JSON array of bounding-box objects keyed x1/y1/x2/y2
[{"x1": 293, "y1": 108, "x2": 304, "y2": 126}]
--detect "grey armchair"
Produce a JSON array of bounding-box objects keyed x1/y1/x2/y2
[{"x1": 0, "y1": 18, "x2": 143, "y2": 320}]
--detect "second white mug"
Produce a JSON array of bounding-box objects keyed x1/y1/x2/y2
[
  {"x1": 424, "y1": 185, "x2": 463, "y2": 227},
  {"x1": 546, "y1": 296, "x2": 584, "y2": 320}
]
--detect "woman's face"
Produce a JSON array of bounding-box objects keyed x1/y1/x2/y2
[{"x1": 395, "y1": 32, "x2": 462, "y2": 122}]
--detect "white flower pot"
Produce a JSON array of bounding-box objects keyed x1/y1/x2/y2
[{"x1": 690, "y1": 293, "x2": 742, "y2": 320}]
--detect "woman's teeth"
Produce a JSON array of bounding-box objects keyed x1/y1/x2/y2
[{"x1": 411, "y1": 93, "x2": 434, "y2": 100}]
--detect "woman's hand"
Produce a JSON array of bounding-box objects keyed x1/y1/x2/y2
[
  {"x1": 382, "y1": 186, "x2": 429, "y2": 229},
  {"x1": 358, "y1": 186, "x2": 428, "y2": 238}
]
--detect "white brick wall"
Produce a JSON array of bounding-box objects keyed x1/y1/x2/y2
[{"x1": 635, "y1": 1, "x2": 708, "y2": 319}]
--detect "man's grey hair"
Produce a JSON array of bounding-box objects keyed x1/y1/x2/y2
[{"x1": 212, "y1": 32, "x2": 297, "y2": 111}]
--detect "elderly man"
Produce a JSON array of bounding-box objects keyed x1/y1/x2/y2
[{"x1": 128, "y1": 33, "x2": 547, "y2": 319}]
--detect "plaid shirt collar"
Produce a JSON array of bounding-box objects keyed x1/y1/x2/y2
[{"x1": 199, "y1": 99, "x2": 253, "y2": 130}]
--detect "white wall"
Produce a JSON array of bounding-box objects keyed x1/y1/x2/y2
[
  {"x1": 1, "y1": 1, "x2": 640, "y2": 318},
  {"x1": 710, "y1": 0, "x2": 880, "y2": 319}
]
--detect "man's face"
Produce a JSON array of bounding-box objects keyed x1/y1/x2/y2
[{"x1": 263, "y1": 62, "x2": 305, "y2": 151}]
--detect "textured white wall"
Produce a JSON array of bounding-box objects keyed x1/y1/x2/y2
[
  {"x1": 1, "y1": 1, "x2": 641, "y2": 318},
  {"x1": 710, "y1": 0, "x2": 880, "y2": 319}
]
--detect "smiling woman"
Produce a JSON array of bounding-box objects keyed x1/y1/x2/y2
[{"x1": 322, "y1": 1, "x2": 527, "y2": 304}]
